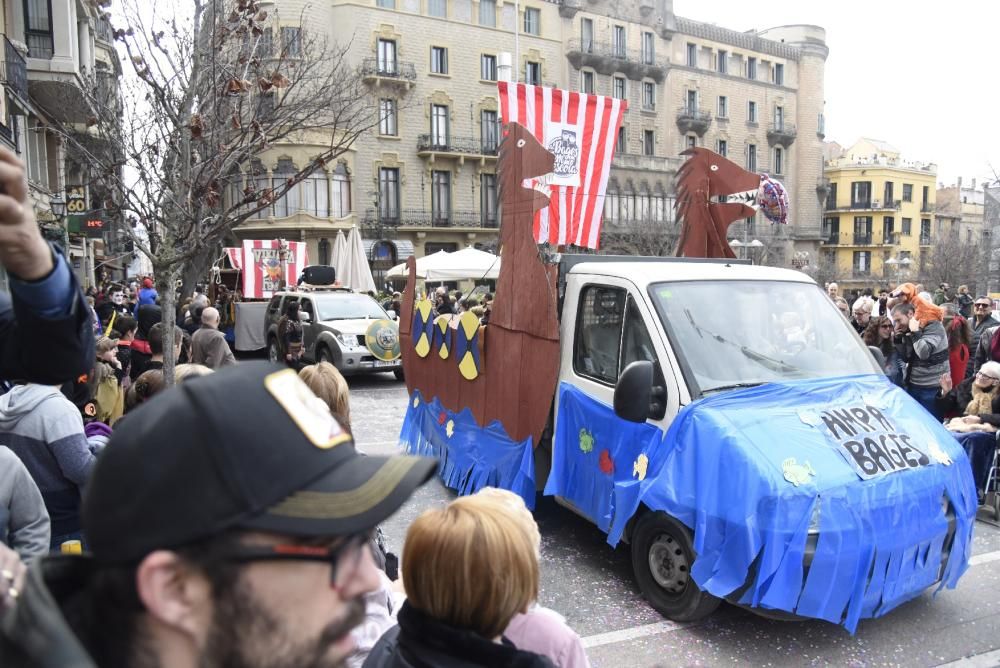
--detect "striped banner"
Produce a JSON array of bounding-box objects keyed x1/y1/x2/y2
[
  {"x1": 497, "y1": 82, "x2": 626, "y2": 249},
  {"x1": 239, "y1": 240, "x2": 309, "y2": 299}
]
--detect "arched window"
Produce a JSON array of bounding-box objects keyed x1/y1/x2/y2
[
  {"x1": 302, "y1": 169, "x2": 329, "y2": 217},
  {"x1": 273, "y1": 158, "x2": 299, "y2": 218},
  {"x1": 332, "y1": 164, "x2": 351, "y2": 218},
  {"x1": 248, "y1": 160, "x2": 270, "y2": 219},
  {"x1": 318, "y1": 237, "x2": 330, "y2": 265}
]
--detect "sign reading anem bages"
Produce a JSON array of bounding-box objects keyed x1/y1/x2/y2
[{"x1": 817, "y1": 404, "x2": 933, "y2": 480}]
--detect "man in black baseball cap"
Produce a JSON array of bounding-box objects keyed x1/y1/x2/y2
[{"x1": 0, "y1": 362, "x2": 436, "y2": 668}]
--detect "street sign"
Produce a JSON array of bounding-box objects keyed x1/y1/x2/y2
[{"x1": 65, "y1": 185, "x2": 87, "y2": 214}]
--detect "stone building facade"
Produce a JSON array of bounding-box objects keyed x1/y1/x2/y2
[{"x1": 234, "y1": 0, "x2": 828, "y2": 279}]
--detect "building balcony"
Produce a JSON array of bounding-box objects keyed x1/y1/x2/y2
[
  {"x1": 852, "y1": 268, "x2": 872, "y2": 279},
  {"x1": 921, "y1": 202, "x2": 935, "y2": 213},
  {"x1": 1, "y1": 36, "x2": 27, "y2": 102},
  {"x1": 883, "y1": 232, "x2": 900, "y2": 245},
  {"x1": 416, "y1": 135, "x2": 498, "y2": 165},
  {"x1": 820, "y1": 231, "x2": 839, "y2": 245},
  {"x1": 676, "y1": 106, "x2": 711, "y2": 136},
  {"x1": 566, "y1": 39, "x2": 666, "y2": 83},
  {"x1": 611, "y1": 152, "x2": 683, "y2": 174},
  {"x1": 920, "y1": 234, "x2": 932, "y2": 245},
  {"x1": 361, "y1": 208, "x2": 500, "y2": 233},
  {"x1": 360, "y1": 58, "x2": 416, "y2": 90},
  {"x1": 827, "y1": 200, "x2": 901, "y2": 213},
  {"x1": 853, "y1": 233, "x2": 873, "y2": 245},
  {"x1": 766, "y1": 122, "x2": 797, "y2": 147}
]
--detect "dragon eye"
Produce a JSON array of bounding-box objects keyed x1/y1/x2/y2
[
  {"x1": 710, "y1": 165, "x2": 719, "y2": 171},
  {"x1": 517, "y1": 139, "x2": 526, "y2": 148}
]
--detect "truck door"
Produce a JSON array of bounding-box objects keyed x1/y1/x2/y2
[
  {"x1": 550, "y1": 279, "x2": 677, "y2": 531},
  {"x1": 298, "y1": 297, "x2": 317, "y2": 359}
]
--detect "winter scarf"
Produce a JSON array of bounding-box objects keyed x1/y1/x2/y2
[{"x1": 965, "y1": 383, "x2": 1000, "y2": 417}]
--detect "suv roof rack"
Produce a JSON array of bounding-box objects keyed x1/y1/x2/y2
[{"x1": 296, "y1": 285, "x2": 353, "y2": 293}]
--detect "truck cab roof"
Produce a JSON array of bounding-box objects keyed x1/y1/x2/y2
[{"x1": 565, "y1": 257, "x2": 816, "y2": 288}]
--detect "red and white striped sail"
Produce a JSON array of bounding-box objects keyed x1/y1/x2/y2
[
  {"x1": 497, "y1": 82, "x2": 626, "y2": 249},
  {"x1": 237, "y1": 240, "x2": 309, "y2": 299}
]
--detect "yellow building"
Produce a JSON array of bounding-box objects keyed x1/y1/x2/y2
[{"x1": 821, "y1": 138, "x2": 937, "y2": 291}]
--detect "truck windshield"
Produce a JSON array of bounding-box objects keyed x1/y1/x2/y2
[
  {"x1": 314, "y1": 295, "x2": 387, "y2": 321},
  {"x1": 649, "y1": 280, "x2": 880, "y2": 396}
]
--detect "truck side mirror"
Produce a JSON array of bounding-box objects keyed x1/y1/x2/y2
[
  {"x1": 614, "y1": 361, "x2": 654, "y2": 423},
  {"x1": 868, "y1": 345, "x2": 886, "y2": 372},
  {"x1": 387, "y1": 309, "x2": 397, "y2": 320}
]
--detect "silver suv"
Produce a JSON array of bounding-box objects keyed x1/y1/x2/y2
[{"x1": 264, "y1": 289, "x2": 403, "y2": 378}]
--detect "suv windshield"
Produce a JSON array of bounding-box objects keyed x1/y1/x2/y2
[
  {"x1": 314, "y1": 295, "x2": 388, "y2": 321},
  {"x1": 649, "y1": 280, "x2": 879, "y2": 396}
]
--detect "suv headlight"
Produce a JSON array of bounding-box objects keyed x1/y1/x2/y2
[{"x1": 336, "y1": 333, "x2": 357, "y2": 349}]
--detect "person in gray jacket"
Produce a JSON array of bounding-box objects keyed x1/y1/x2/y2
[
  {"x1": 0, "y1": 446, "x2": 49, "y2": 563},
  {"x1": 892, "y1": 302, "x2": 950, "y2": 418},
  {"x1": 0, "y1": 384, "x2": 94, "y2": 551}
]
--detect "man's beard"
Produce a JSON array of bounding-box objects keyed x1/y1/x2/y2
[{"x1": 199, "y1": 579, "x2": 366, "y2": 668}]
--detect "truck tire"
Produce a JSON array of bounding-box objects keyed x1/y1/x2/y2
[
  {"x1": 267, "y1": 337, "x2": 280, "y2": 364},
  {"x1": 394, "y1": 368, "x2": 405, "y2": 381},
  {"x1": 317, "y1": 346, "x2": 333, "y2": 365},
  {"x1": 631, "y1": 511, "x2": 721, "y2": 622}
]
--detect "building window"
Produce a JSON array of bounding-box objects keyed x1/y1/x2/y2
[
  {"x1": 524, "y1": 61, "x2": 540, "y2": 85},
  {"x1": 774, "y1": 63, "x2": 784, "y2": 85},
  {"x1": 377, "y1": 39, "x2": 397, "y2": 74},
  {"x1": 774, "y1": 105, "x2": 784, "y2": 130},
  {"x1": 685, "y1": 89, "x2": 697, "y2": 111},
  {"x1": 331, "y1": 165, "x2": 351, "y2": 218},
  {"x1": 432, "y1": 171, "x2": 451, "y2": 224},
  {"x1": 884, "y1": 181, "x2": 894, "y2": 206},
  {"x1": 25, "y1": 0, "x2": 54, "y2": 58},
  {"x1": 687, "y1": 135, "x2": 696, "y2": 149},
  {"x1": 642, "y1": 130, "x2": 654, "y2": 156},
  {"x1": 642, "y1": 82, "x2": 655, "y2": 110},
  {"x1": 25, "y1": 119, "x2": 49, "y2": 187},
  {"x1": 851, "y1": 181, "x2": 872, "y2": 208},
  {"x1": 902, "y1": 183, "x2": 913, "y2": 202},
  {"x1": 481, "y1": 173, "x2": 498, "y2": 227},
  {"x1": 430, "y1": 46, "x2": 448, "y2": 74},
  {"x1": 612, "y1": 25, "x2": 626, "y2": 58},
  {"x1": 716, "y1": 139, "x2": 727, "y2": 157},
  {"x1": 280, "y1": 27, "x2": 301, "y2": 57},
  {"x1": 581, "y1": 70, "x2": 594, "y2": 94},
  {"x1": 478, "y1": 0, "x2": 495, "y2": 25},
  {"x1": 747, "y1": 56, "x2": 757, "y2": 80},
  {"x1": 920, "y1": 218, "x2": 931, "y2": 243},
  {"x1": 822, "y1": 216, "x2": 839, "y2": 241},
  {"x1": 826, "y1": 183, "x2": 837, "y2": 210},
  {"x1": 686, "y1": 42, "x2": 697, "y2": 67},
  {"x1": 747, "y1": 100, "x2": 757, "y2": 123},
  {"x1": 922, "y1": 185, "x2": 930, "y2": 206},
  {"x1": 717, "y1": 95, "x2": 727, "y2": 118},
  {"x1": 746, "y1": 143, "x2": 757, "y2": 171},
  {"x1": 901, "y1": 217, "x2": 912, "y2": 235},
  {"x1": 616, "y1": 126, "x2": 625, "y2": 153},
  {"x1": 302, "y1": 170, "x2": 330, "y2": 218},
  {"x1": 481, "y1": 54, "x2": 497, "y2": 81},
  {"x1": 581, "y1": 18, "x2": 593, "y2": 53},
  {"x1": 273, "y1": 159, "x2": 300, "y2": 218},
  {"x1": 613, "y1": 76, "x2": 626, "y2": 100},
  {"x1": 430, "y1": 104, "x2": 448, "y2": 146},
  {"x1": 773, "y1": 147, "x2": 783, "y2": 174},
  {"x1": 717, "y1": 50, "x2": 727, "y2": 74},
  {"x1": 428, "y1": 0, "x2": 446, "y2": 16},
  {"x1": 379, "y1": 167, "x2": 400, "y2": 222},
  {"x1": 377, "y1": 0, "x2": 395, "y2": 7},
  {"x1": 853, "y1": 251, "x2": 871, "y2": 276},
  {"x1": 883, "y1": 216, "x2": 895, "y2": 243},
  {"x1": 641, "y1": 32, "x2": 654, "y2": 65},
  {"x1": 523, "y1": 7, "x2": 540, "y2": 35},
  {"x1": 378, "y1": 99, "x2": 397, "y2": 136},
  {"x1": 481, "y1": 110, "x2": 499, "y2": 153}
]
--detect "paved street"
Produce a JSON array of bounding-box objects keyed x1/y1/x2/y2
[{"x1": 349, "y1": 374, "x2": 1000, "y2": 668}]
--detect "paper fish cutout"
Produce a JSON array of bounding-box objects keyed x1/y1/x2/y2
[
  {"x1": 412, "y1": 396, "x2": 420, "y2": 408},
  {"x1": 782, "y1": 458, "x2": 816, "y2": 487},
  {"x1": 446, "y1": 419, "x2": 455, "y2": 438},
  {"x1": 633, "y1": 453, "x2": 649, "y2": 481}
]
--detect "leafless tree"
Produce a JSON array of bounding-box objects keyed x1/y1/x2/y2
[
  {"x1": 46, "y1": 0, "x2": 377, "y2": 383},
  {"x1": 923, "y1": 230, "x2": 983, "y2": 293},
  {"x1": 599, "y1": 219, "x2": 679, "y2": 257}
]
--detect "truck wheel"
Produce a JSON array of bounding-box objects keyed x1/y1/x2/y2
[
  {"x1": 631, "y1": 511, "x2": 721, "y2": 622},
  {"x1": 267, "y1": 338, "x2": 279, "y2": 364},
  {"x1": 318, "y1": 346, "x2": 333, "y2": 365},
  {"x1": 394, "y1": 368, "x2": 405, "y2": 381}
]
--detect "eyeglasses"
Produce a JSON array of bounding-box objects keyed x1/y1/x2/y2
[
  {"x1": 215, "y1": 530, "x2": 373, "y2": 589},
  {"x1": 976, "y1": 372, "x2": 1000, "y2": 382},
  {"x1": 975, "y1": 304, "x2": 991, "y2": 309}
]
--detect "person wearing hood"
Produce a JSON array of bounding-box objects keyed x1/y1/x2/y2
[
  {"x1": 129, "y1": 303, "x2": 161, "y2": 381},
  {"x1": 132, "y1": 277, "x2": 158, "y2": 316},
  {"x1": 0, "y1": 445, "x2": 49, "y2": 564},
  {"x1": 0, "y1": 384, "x2": 94, "y2": 551}
]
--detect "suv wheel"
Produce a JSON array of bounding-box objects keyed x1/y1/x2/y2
[
  {"x1": 267, "y1": 337, "x2": 279, "y2": 364},
  {"x1": 631, "y1": 511, "x2": 721, "y2": 622},
  {"x1": 394, "y1": 368, "x2": 405, "y2": 381},
  {"x1": 317, "y1": 346, "x2": 333, "y2": 365}
]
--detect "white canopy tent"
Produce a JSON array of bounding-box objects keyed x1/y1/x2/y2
[
  {"x1": 385, "y1": 250, "x2": 451, "y2": 279},
  {"x1": 422, "y1": 246, "x2": 501, "y2": 281},
  {"x1": 344, "y1": 227, "x2": 377, "y2": 293}
]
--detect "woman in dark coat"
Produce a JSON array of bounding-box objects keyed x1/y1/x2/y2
[{"x1": 129, "y1": 304, "x2": 162, "y2": 381}]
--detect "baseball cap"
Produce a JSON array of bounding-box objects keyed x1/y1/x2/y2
[{"x1": 82, "y1": 361, "x2": 437, "y2": 564}]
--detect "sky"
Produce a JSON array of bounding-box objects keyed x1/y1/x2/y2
[{"x1": 674, "y1": 0, "x2": 996, "y2": 188}]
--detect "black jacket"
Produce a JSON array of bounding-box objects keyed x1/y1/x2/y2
[
  {"x1": 1, "y1": 251, "x2": 94, "y2": 385},
  {"x1": 363, "y1": 602, "x2": 556, "y2": 668},
  {"x1": 0, "y1": 556, "x2": 97, "y2": 667},
  {"x1": 936, "y1": 376, "x2": 1000, "y2": 426}
]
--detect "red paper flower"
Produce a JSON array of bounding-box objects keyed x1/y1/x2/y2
[
  {"x1": 438, "y1": 412, "x2": 447, "y2": 425},
  {"x1": 599, "y1": 449, "x2": 614, "y2": 475}
]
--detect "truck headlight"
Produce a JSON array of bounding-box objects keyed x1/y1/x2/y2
[{"x1": 336, "y1": 333, "x2": 357, "y2": 349}]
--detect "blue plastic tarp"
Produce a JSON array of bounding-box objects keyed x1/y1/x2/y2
[
  {"x1": 399, "y1": 390, "x2": 536, "y2": 508},
  {"x1": 546, "y1": 376, "x2": 978, "y2": 632}
]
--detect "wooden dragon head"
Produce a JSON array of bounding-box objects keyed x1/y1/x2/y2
[
  {"x1": 498, "y1": 122, "x2": 555, "y2": 220},
  {"x1": 674, "y1": 148, "x2": 788, "y2": 259}
]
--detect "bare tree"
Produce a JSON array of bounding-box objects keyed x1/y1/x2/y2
[
  {"x1": 47, "y1": 0, "x2": 377, "y2": 383},
  {"x1": 923, "y1": 230, "x2": 983, "y2": 292},
  {"x1": 600, "y1": 219, "x2": 679, "y2": 256}
]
